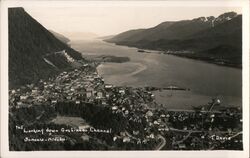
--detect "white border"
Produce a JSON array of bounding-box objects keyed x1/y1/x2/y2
[{"x1": 1, "y1": 1, "x2": 249, "y2": 158}]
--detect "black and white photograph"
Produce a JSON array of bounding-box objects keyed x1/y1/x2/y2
[{"x1": 0, "y1": 0, "x2": 249, "y2": 157}]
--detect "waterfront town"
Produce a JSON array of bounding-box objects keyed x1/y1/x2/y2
[{"x1": 9, "y1": 61, "x2": 242, "y2": 150}]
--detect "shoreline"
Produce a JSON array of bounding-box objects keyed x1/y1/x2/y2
[
  {"x1": 72, "y1": 40, "x2": 241, "y2": 109},
  {"x1": 167, "y1": 53, "x2": 242, "y2": 69},
  {"x1": 9, "y1": 57, "x2": 243, "y2": 150},
  {"x1": 106, "y1": 41, "x2": 242, "y2": 69},
  {"x1": 82, "y1": 54, "x2": 130, "y2": 63}
]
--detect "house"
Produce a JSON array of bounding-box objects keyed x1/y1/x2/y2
[
  {"x1": 105, "y1": 84, "x2": 113, "y2": 89},
  {"x1": 125, "y1": 110, "x2": 129, "y2": 115},
  {"x1": 178, "y1": 143, "x2": 186, "y2": 149},
  {"x1": 76, "y1": 100, "x2": 80, "y2": 104},
  {"x1": 66, "y1": 96, "x2": 72, "y2": 100},
  {"x1": 146, "y1": 110, "x2": 153, "y2": 117},
  {"x1": 86, "y1": 92, "x2": 92, "y2": 98},
  {"x1": 119, "y1": 89, "x2": 125, "y2": 95},
  {"x1": 112, "y1": 106, "x2": 118, "y2": 111},
  {"x1": 102, "y1": 100, "x2": 107, "y2": 105},
  {"x1": 16, "y1": 102, "x2": 23, "y2": 106},
  {"x1": 157, "y1": 118, "x2": 162, "y2": 123},
  {"x1": 20, "y1": 95, "x2": 28, "y2": 101},
  {"x1": 149, "y1": 122, "x2": 153, "y2": 126},
  {"x1": 113, "y1": 136, "x2": 118, "y2": 141},
  {"x1": 160, "y1": 114, "x2": 166, "y2": 118},
  {"x1": 149, "y1": 133, "x2": 155, "y2": 139},
  {"x1": 32, "y1": 89, "x2": 38, "y2": 94},
  {"x1": 133, "y1": 130, "x2": 140, "y2": 135},
  {"x1": 16, "y1": 102, "x2": 30, "y2": 108},
  {"x1": 97, "y1": 91, "x2": 103, "y2": 98},
  {"x1": 142, "y1": 139, "x2": 148, "y2": 144},
  {"x1": 123, "y1": 137, "x2": 131, "y2": 143},
  {"x1": 51, "y1": 100, "x2": 57, "y2": 104},
  {"x1": 153, "y1": 120, "x2": 160, "y2": 125}
]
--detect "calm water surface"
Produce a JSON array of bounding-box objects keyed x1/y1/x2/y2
[{"x1": 70, "y1": 39, "x2": 242, "y2": 109}]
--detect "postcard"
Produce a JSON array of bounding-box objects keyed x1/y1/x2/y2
[{"x1": 0, "y1": 0, "x2": 249, "y2": 158}]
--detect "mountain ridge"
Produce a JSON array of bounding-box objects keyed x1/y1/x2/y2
[
  {"x1": 49, "y1": 30, "x2": 71, "y2": 44},
  {"x1": 9, "y1": 7, "x2": 84, "y2": 88},
  {"x1": 106, "y1": 11, "x2": 242, "y2": 67}
]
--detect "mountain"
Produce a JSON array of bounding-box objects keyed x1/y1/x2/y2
[
  {"x1": 106, "y1": 12, "x2": 242, "y2": 67},
  {"x1": 107, "y1": 29, "x2": 146, "y2": 43},
  {"x1": 64, "y1": 32, "x2": 99, "y2": 41},
  {"x1": 49, "y1": 30, "x2": 70, "y2": 44},
  {"x1": 98, "y1": 35, "x2": 116, "y2": 40},
  {"x1": 106, "y1": 19, "x2": 214, "y2": 44},
  {"x1": 213, "y1": 11, "x2": 238, "y2": 26},
  {"x1": 9, "y1": 7, "x2": 84, "y2": 88}
]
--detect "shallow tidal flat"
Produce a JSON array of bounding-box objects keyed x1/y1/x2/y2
[{"x1": 83, "y1": 54, "x2": 130, "y2": 63}]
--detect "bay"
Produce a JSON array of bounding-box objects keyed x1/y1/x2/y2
[{"x1": 70, "y1": 39, "x2": 242, "y2": 109}]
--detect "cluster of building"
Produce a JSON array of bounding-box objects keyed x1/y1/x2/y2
[
  {"x1": 9, "y1": 63, "x2": 103, "y2": 108},
  {"x1": 9, "y1": 62, "x2": 242, "y2": 150}
]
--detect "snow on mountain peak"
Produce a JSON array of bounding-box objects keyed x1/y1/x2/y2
[{"x1": 214, "y1": 12, "x2": 238, "y2": 24}]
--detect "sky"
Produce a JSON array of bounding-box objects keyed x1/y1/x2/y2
[{"x1": 24, "y1": 6, "x2": 241, "y2": 39}]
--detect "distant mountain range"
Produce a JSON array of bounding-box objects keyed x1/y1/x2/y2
[
  {"x1": 64, "y1": 32, "x2": 99, "y2": 41},
  {"x1": 106, "y1": 12, "x2": 242, "y2": 67},
  {"x1": 9, "y1": 8, "x2": 84, "y2": 88}
]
